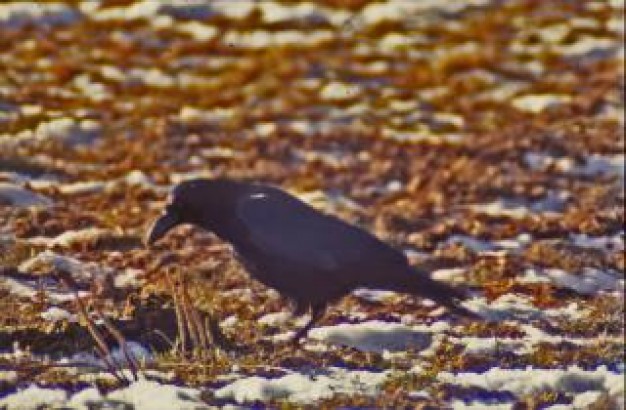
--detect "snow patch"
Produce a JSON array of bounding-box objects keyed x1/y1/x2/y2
[
  {"x1": 555, "y1": 36, "x2": 618, "y2": 57},
  {"x1": 64, "y1": 388, "x2": 103, "y2": 408},
  {"x1": 431, "y1": 268, "x2": 467, "y2": 283},
  {"x1": 451, "y1": 400, "x2": 513, "y2": 409},
  {"x1": 40, "y1": 306, "x2": 77, "y2": 323},
  {"x1": 320, "y1": 81, "x2": 363, "y2": 101},
  {"x1": 222, "y1": 29, "x2": 333, "y2": 49},
  {"x1": 176, "y1": 21, "x2": 217, "y2": 41},
  {"x1": 19, "y1": 250, "x2": 112, "y2": 282},
  {"x1": 378, "y1": 32, "x2": 428, "y2": 52},
  {"x1": 70, "y1": 341, "x2": 152, "y2": 369},
  {"x1": 469, "y1": 201, "x2": 533, "y2": 219},
  {"x1": 11, "y1": 250, "x2": 144, "y2": 297},
  {"x1": 571, "y1": 390, "x2": 607, "y2": 408},
  {"x1": 71, "y1": 379, "x2": 201, "y2": 410},
  {"x1": 0, "y1": 385, "x2": 67, "y2": 410},
  {"x1": 2, "y1": 117, "x2": 102, "y2": 146},
  {"x1": 456, "y1": 322, "x2": 618, "y2": 357},
  {"x1": 573, "y1": 154, "x2": 625, "y2": 180},
  {"x1": 519, "y1": 267, "x2": 623, "y2": 295},
  {"x1": 511, "y1": 94, "x2": 572, "y2": 113},
  {"x1": 570, "y1": 233, "x2": 624, "y2": 252},
  {"x1": 469, "y1": 193, "x2": 568, "y2": 219},
  {"x1": 352, "y1": 288, "x2": 398, "y2": 303},
  {"x1": 438, "y1": 365, "x2": 624, "y2": 407},
  {"x1": 462, "y1": 295, "x2": 541, "y2": 321},
  {"x1": 441, "y1": 234, "x2": 533, "y2": 254},
  {"x1": 214, "y1": 367, "x2": 388, "y2": 404},
  {"x1": 308, "y1": 320, "x2": 435, "y2": 353},
  {"x1": 179, "y1": 106, "x2": 235, "y2": 123},
  {"x1": 80, "y1": 0, "x2": 161, "y2": 21},
  {"x1": 254, "y1": 122, "x2": 277, "y2": 138},
  {"x1": 457, "y1": 336, "x2": 524, "y2": 355},
  {"x1": 258, "y1": 2, "x2": 328, "y2": 24},
  {"x1": 525, "y1": 152, "x2": 624, "y2": 181},
  {"x1": 25, "y1": 228, "x2": 111, "y2": 248},
  {"x1": 0, "y1": 2, "x2": 80, "y2": 28},
  {"x1": 55, "y1": 180, "x2": 110, "y2": 195},
  {"x1": 442, "y1": 235, "x2": 496, "y2": 252},
  {"x1": 28, "y1": 170, "x2": 165, "y2": 196},
  {"x1": 220, "y1": 315, "x2": 238, "y2": 328},
  {"x1": 72, "y1": 74, "x2": 111, "y2": 102},
  {"x1": 211, "y1": 0, "x2": 256, "y2": 20},
  {"x1": 0, "y1": 275, "x2": 85, "y2": 303},
  {"x1": 258, "y1": 311, "x2": 292, "y2": 327},
  {"x1": 0, "y1": 371, "x2": 17, "y2": 383},
  {"x1": 361, "y1": 0, "x2": 489, "y2": 25},
  {"x1": 113, "y1": 268, "x2": 144, "y2": 289},
  {"x1": 544, "y1": 268, "x2": 623, "y2": 295},
  {"x1": 0, "y1": 183, "x2": 53, "y2": 208},
  {"x1": 382, "y1": 128, "x2": 464, "y2": 144}
]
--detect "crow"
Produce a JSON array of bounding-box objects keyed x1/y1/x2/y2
[{"x1": 145, "y1": 178, "x2": 478, "y2": 343}]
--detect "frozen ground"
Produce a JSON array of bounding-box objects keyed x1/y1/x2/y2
[{"x1": 0, "y1": 0, "x2": 624, "y2": 408}]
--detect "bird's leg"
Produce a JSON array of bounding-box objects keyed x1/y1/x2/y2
[
  {"x1": 291, "y1": 301, "x2": 308, "y2": 318},
  {"x1": 290, "y1": 304, "x2": 326, "y2": 345}
]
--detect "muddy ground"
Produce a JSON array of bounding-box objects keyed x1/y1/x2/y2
[{"x1": 0, "y1": 1, "x2": 623, "y2": 409}]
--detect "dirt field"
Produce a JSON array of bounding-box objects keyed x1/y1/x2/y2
[{"x1": 0, "y1": 1, "x2": 623, "y2": 408}]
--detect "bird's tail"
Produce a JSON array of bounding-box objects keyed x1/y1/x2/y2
[{"x1": 380, "y1": 268, "x2": 481, "y2": 320}]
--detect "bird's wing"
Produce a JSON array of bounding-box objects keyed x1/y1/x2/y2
[{"x1": 235, "y1": 189, "x2": 402, "y2": 274}]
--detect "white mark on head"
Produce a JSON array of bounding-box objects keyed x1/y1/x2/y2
[{"x1": 250, "y1": 193, "x2": 267, "y2": 199}]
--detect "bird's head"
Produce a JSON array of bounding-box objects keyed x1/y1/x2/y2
[{"x1": 144, "y1": 178, "x2": 234, "y2": 246}]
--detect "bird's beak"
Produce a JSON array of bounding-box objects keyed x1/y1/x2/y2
[{"x1": 144, "y1": 210, "x2": 180, "y2": 247}]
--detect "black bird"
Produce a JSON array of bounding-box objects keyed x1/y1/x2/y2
[{"x1": 145, "y1": 179, "x2": 478, "y2": 343}]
